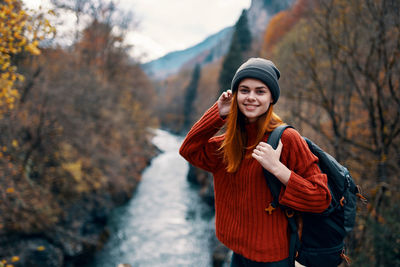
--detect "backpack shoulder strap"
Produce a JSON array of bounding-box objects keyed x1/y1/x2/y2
[
  {"x1": 267, "y1": 124, "x2": 293, "y2": 149},
  {"x1": 264, "y1": 124, "x2": 299, "y2": 265},
  {"x1": 264, "y1": 124, "x2": 293, "y2": 207}
]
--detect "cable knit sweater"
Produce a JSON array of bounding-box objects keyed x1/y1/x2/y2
[{"x1": 179, "y1": 103, "x2": 331, "y2": 262}]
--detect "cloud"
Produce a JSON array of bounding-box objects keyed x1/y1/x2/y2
[
  {"x1": 126, "y1": 31, "x2": 168, "y2": 61},
  {"x1": 22, "y1": 0, "x2": 251, "y2": 62},
  {"x1": 120, "y1": 0, "x2": 251, "y2": 61}
]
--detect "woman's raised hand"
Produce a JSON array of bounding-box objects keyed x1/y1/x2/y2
[{"x1": 218, "y1": 89, "x2": 233, "y2": 117}]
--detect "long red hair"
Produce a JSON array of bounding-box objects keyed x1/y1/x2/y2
[{"x1": 220, "y1": 91, "x2": 284, "y2": 173}]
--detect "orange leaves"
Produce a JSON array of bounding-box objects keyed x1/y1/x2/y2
[
  {"x1": 264, "y1": 10, "x2": 291, "y2": 49},
  {"x1": 6, "y1": 188, "x2": 15, "y2": 194},
  {"x1": 263, "y1": 0, "x2": 309, "y2": 55}
]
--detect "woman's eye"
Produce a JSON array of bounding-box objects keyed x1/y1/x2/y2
[{"x1": 239, "y1": 89, "x2": 249, "y2": 93}]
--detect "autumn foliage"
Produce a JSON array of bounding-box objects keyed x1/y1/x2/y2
[
  {"x1": 263, "y1": 0, "x2": 400, "y2": 265},
  {"x1": 0, "y1": 0, "x2": 54, "y2": 114},
  {"x1": 262, "y1": 0, "x2": 309, "y2": 56},
  {"x1": 0, "y1": 0, "x2": 158, "y2": 265}
]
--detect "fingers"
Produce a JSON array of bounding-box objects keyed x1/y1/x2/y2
[
  {"x1": 218, "y1": 89, "x2": 233, "y2": 117},
  {"x1": 252, "y1": 140, "x2": 284, "y2": 173},
  {"x1": 252, "y1": 142, "x2": 269, "y2": 161},
  {"x1": 255, "y1": 141, "x2": 282, "y2": 151},
  {"x1": 252, "y1": 141, "x2": 283, "y2": 157},
  {"x1": 220, "y1": 89, "x2": 232, "y2": 101},
  {"x1": 255, "y1": 142, "x2": 270, "y2": 152},
  {"x1": 251, "y1": 151, "x2": 261, "y2": 161}
]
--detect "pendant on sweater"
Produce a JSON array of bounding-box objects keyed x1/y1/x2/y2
[{"x1": 265, "y1": 203, "x2": 276, "y2": 215}]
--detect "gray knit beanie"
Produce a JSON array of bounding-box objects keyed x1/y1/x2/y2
[{"x1": 231, "y1": 58, "x2": 281, "y2": 104}]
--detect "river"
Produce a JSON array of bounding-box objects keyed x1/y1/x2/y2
[{"x1": 86, "y1": 129, "x2": 215, "y2": 267}]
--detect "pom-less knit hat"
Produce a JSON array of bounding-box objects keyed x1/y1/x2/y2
[{"x1": 231, "y1": 58, "x2": 281, "y2": 104}]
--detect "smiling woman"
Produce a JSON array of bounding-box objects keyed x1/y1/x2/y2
[{"x1": 179, "y1": 57, "x2": 331, "y2": 266}]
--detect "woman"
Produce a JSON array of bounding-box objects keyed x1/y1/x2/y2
[{"x1": 179, "y1": 58, "x2": 331, "y2": 266}]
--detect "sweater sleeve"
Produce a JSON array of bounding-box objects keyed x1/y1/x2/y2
[
  {"x1": 179, "y1": 102, "x2": 226, "y2": 173},
  {"x1": 278, "y1": 128, "x2": 331, "y2": 213}
]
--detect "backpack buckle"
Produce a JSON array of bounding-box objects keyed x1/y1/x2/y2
[
  {"x1": 340, "y1": 196, "x2": 346, "y2": 207},
  {"x1": 341, "y1": 249, "x2": 352, "y2": 264},
  {"x1": 285, "y1": 209, "x2": 295, "y2": 218},
  {"x1": 265, "y1": 203, "x2": 276, "y2": 215}
]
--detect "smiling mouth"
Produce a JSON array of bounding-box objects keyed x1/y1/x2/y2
[{"x1": 244, "y1": 104, "x2": 258, "y2": 110}]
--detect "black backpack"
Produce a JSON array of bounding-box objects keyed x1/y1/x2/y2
[{"x1": 264, "y1": 125, "x2": 366, "y2": 267}]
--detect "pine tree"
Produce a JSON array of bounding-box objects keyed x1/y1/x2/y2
[
  {"x1": 183, "y1": 64, "x2": 201, "y2": 130},
  {"x1": 218, "y1": 9, "x2": 252, "y2": 94}
]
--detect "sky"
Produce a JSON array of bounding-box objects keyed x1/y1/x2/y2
[{"x1": 22, "y1": 0, "x2": 251, "y2": 62}]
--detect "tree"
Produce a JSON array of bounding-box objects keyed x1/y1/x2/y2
[
  {"x1": 218, "y1": 9, "x2": 252, "y2": 94},
  {"x1": 50, "y1": 0, "x2": 133, "y2": 44},
  {"x1": 0, "y1": 0, "x2": 157, "y2": 263},
  {"x1": 183, "y1": 64, "x2": 201, "y2": 131},
  {"x1": 0, "y1": 0, "x2": 55, "y2": 114}
]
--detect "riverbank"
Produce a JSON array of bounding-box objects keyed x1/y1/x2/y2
[{"x1": 0, "y1": 133, "x2": 159, "y2": 267}]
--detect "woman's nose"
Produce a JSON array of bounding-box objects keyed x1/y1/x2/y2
[{"x1": 246, "y1": 91, "x2": 256, "y2": 101}]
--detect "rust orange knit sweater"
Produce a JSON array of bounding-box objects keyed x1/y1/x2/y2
[{"x1": 179, "y1": 103, "x2": 331, "y2": 262}]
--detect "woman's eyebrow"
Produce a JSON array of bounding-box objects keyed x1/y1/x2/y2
[{"x1": 238, "y1": 85, "x2": 267, "y2": 89}]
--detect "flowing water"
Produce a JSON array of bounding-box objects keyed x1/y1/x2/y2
[{"x1": 86, "y1": 129, "x2": 214, "y2": 267}]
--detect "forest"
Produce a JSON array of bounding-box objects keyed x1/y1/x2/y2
[
  {"x1": 0, "y1": 0, "x2": 158, "y2": 266},
  {"x1": 1, "y1": 0, "x2": 399, "y2": 266}
]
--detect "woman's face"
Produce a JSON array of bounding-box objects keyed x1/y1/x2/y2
[{"x1": 237, "y1": 78, "x2": 273, "y2": 123}]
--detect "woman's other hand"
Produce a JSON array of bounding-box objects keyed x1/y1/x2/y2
[{"x1": 252, "y1": 140, "x2": 291, "y2": 185}]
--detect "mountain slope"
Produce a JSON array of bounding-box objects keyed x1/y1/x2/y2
[{"x1": 142, "y1": 27, "x2": 233, "y2": 80}]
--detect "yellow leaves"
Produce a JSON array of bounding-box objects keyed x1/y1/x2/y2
[
  {"x1": 37, "y1": 246, "x2": 45, "y2": 251},
  {"x1": 1, "y1": 62, "x2": 10, "y2": 71},
  {"x1": 62, "y1": 159, "x2": 99, "y2": 192},
  {"x1": 62, "y1": 160, "x2": 83, "y2": 182},
  {"x1": 25, "y1": 42, "x2": 41, "y2": 55},
  {"x1": 10, "y1": 257, "x2": 19, "y2": 263},
  {"x1": 12, "y1": 139, "x2": 18, "y2": 148},
  {"x1": 0, "y1": 0, "x2": 54, "y2": 114}
]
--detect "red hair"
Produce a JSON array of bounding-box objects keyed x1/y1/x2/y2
[{"x1": 220, "y1": 91, "x2": 284, "y2": 173}]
